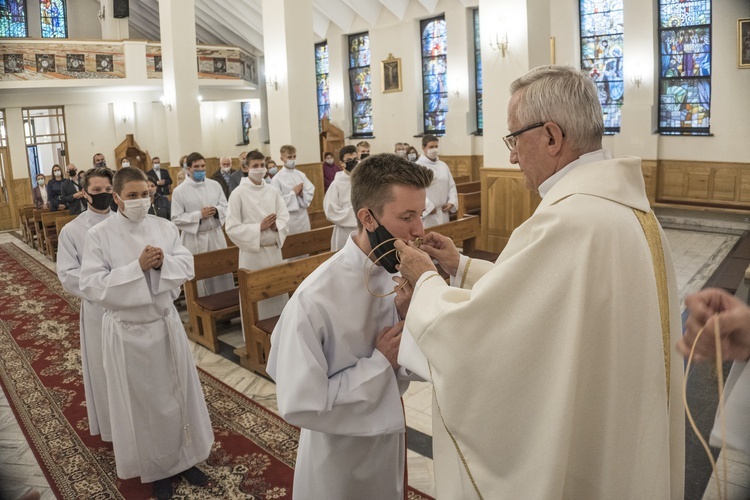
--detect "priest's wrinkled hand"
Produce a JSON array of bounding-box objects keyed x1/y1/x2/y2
[
  {"x1": 678, "y1": 288, "x2": 750, "y2": 362},
  {"x1": 261, "y1": 213, "x2": 276, "y2": 231},
  {"x1": 420, "y1": 232, "x2": 460, "y2": 277},
  {"x1": 393, "y1": 240, "x2": 436, "y2": 286},
  {"x1": 393, "y1": 276, "x2": 413, "y2": 320},
  {"x1": 376, "y1": 321, "x2": 403, "y2": 370},
  {"x1": 139, "y1": 245, "x2": 162, "y2": 271}
]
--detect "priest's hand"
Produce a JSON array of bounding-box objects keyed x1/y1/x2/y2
[
  {"x1": 394, "y1": 240, "x2": 436, "y2": 286},
  {"x1": 677, "y1": 288, "x2": 750, "y2": 362},
  {"x1": 420, "y1": 232, "x2": 460, "y2": 277},
  {"x1": 139, "y1": 245, "x2": 162, "y2": 271},
  {"x1": 376, "y1": 321, "x2": 403, "y2": 370},
  {"x1": 261, "y1": 213, "x2": 276, "y2": 231},
  {"x1": 393, "y1": 276, "x2": 413, "y2": 320}
]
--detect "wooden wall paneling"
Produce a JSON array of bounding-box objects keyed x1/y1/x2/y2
[
  {"x1": 740, "y1": 172, "x2": 750, "y2": 203},
  {"x1": 641, "y1": 160, "x2": 657, "y2": 205},
  {"x1": 656, "y1": 160, "x2": 750, "y2": 210},
  {"x1": 441, "y1": 156, "x2": 481, "y2": 182},
  {"x1": 713, "y1": 166, "x2": 740, "y2": 202},
  {"x1": 686, "y1": 166, "x2": 710, "y2": 200}
]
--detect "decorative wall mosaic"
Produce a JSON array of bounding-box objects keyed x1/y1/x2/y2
[
  {"x1": 0, "y1": 42, "x2": 125, "y2": 81},
  {"x1": 146, "y1": 43, "x2": 257, "y2": 85}
]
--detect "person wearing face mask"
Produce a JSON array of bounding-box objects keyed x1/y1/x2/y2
[
  {"x1": 32, "y1": 173, "x2": 49, "y2": 209},
  {"x1": 394, "y1": 142, "x2": 407, "y2": 157},
  {"x1": 79, "y1": 167, "x2": 213, "y2": 500},
  {"x1": 405, "y1": 146, "x2": 419, "y2": 163},
  {"x1": 171, "y1": 152, "x2": 234, "y2": 297},
  {"x1": 57, "y1": 167, "x2": 115, "y2": 447},
  {"x1": 147, "y1": 179, "x2": 171, "y2": 221},
  {"x1": 267, "y1": 154, "x2": 433, "y2": 500},
  {"x1": 265, "y1": 159, "x2": 278, "y2": 180},
  {"x1": 356, "y1": 140, "x2": 371, "y2": 161},
  {"x1": 227, "y1": 151, "x2": 250, "y2": 195},
  {"x1": 92, "y1": 153, "x2": 107, "y2": 169},
  {"x1": 60, "y1": 163, "x2": 86, "y2": 215},
  {"x1": 47, "y1": 164, "x2": 66, "y2": 211},
  {"x1": 323, "y1": 145, "x2": 359, "y2": 251},
  {"x1": 415, "y1": 135, "x2": 457, "y2": 228},
  {"x1": 210, "y1": 155, "x2": 235, "y2": 199},
  {"x1": 225, "y1": 150, "x2": 290, "y2": 319},
  {"x1": 321, "y1": 151, "x2": 339, "y2": 192},
  {"x1": 145, "y1": 156, "x2": 173, "y2": 196},
  {"x1": 270, "y1": 144, "x2": 315, "y2": 235}
]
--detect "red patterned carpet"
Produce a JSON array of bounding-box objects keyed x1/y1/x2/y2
[{"x1": 0, "y1": 243, "x2": 433, "y2": 500}]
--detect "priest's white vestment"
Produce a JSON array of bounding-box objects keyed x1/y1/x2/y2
[
  {"x1": 403, "y1": 156, "x2": 685, "y2": 499},
  {"x1": 171, "y1": 176, "x2": 233, "y2": 296},
  {"x1": 80, "y1": 213, "x2": 214, "y2": 483},
  {"x1": 416, "y1": 155, "x2": 457, "y2": 228},
  {"x1": 57, "y1": 209, "x2": 113, "y2": 441},
  {"x1": 225, "y1": 178, "x2": 290, "y2": 319},
  {"x1": 323, "y1": 171, "x2": 357, "y2": 251},
  {"x1": 270, "y1": 167, "x2": 315, "y2": 235},
  {"x1": 267, "y1": 236, "x2": 416, "y2": 499}
]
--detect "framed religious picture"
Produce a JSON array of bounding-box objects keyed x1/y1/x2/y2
[
  {"x1": 381, "y1": 54, "x2": 402, "y2": 93},
  {"x1": 739, "y1": 18, "x2": 750, "y2": 69}
]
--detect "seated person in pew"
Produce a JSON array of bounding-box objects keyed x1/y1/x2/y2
[
  {"x1": 80, "y1": 167, "x2": 213, "y2": 500},
  {"x1": 57, "y1": 167, "x2": 115, "y2": 443},
  {"x1": 225, "y1": 150, "x2": 290, "y2": 319},
  {"x1": 147, "y1": 178, "x2": 171, "y2": 221},
  {"x1": 267, "y1": 154, "x2": 433, "y2": 499},
  {"x1": 322, "y1": 145, "x2": 359, "y2": 252}
]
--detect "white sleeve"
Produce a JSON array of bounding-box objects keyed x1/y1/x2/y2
[{"x1": 170, "y1": 188, "x2": 202, "y2": 235}]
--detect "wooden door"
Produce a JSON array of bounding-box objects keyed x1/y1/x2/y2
[{"x1": 0, "y1": 148, "x2": 17, "y2": 230}]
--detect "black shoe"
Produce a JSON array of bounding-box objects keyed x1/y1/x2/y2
[
  {"x1": 181, "y1": 466, "x2": 209, "y2": 486},
  {"x1": 152, "y1": 479, "x2": 173, "y2": 500}
]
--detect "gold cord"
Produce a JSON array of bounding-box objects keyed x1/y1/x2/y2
[{"x1": 363, "y1": 237, "x2": 422, "y2": 298}]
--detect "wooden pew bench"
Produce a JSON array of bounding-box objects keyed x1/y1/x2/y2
[
  {"x1": 457, "y1": 191, "x2": 481, "y2": 217},
  {"x1": 281, "y1": 225, "x2": 333, "y2": 260},
  {"x1": 453, "y1": 175, "x2": 471, "y2": 185},
  {"x1": 32, "y1": 208, "x2": 50, "y2": 253},
  {"x1": 184, "y1": 246, "x2": 241, "y2": 352},
  {"x1": 21, "y1": 206, "x2": 38, "y2": 247},
  {"x1": 41, "y1": 210, "x2": 70, "y2": 261},
  {"x1": 429, "y1": 215, "x2": 498, "y2": 263},
  {"x1": 55, "y1": 214, "x2": 78, "y2": 242},
  {"x1": 17, "y1": 204, "x2": 34, "y2": 244},
  {"x1": 456, "y1": 180, "x2": 480, "y2": 194},
  {"x1": 236, "y1": 251, "x2": 335, "y2": 377}
]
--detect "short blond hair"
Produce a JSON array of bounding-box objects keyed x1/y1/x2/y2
[
  {"x1": 356, "y1": 141, "x2": 370, "y2": 149},
  {"x1": 280, "y1": 144, "x2": 296, "y2": 155}
]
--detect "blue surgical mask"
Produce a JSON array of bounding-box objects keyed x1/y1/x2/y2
[
  {"x1": 193, "y1": 171, "x2": 206, "y2": 182},
  {"x1": 268, "y1": 166, "x2": 278, "y2": 175}
]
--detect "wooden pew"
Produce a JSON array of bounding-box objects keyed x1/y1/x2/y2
[
  {"x1": 457, "y1": 191, "x2": 481, "y2": 217},
  {"x1": 453, "y1": 175, "x2": 471, "y2": 185},
  {"x1": 184, "y1": 246, "x2": 241, "y2": 353},
  {"x1": 32, "y1": 208, "x2": 51, "y2": 253},
  {"x1": 17, "y1": 204, "x2": 34, "y2": 244},
  {"x1": 236, "y1": 251, "x2": 335, "y2": 377},
  {"x1": 41, "y1": 210, "x2": 70, "y2": 261},
  {"x1": 429, "y1": 214, "x2": 498, "y2": 262},
  {"x1": 456, "y1": 181, "x2": 480, "y2": 194},
  {"x1": 281, "y1": 225, "x2": 334, "y2": 260},
  {"x1": 309, "y1": 210, "x2": 330, "y2": 230},
  {"x1": 55, "y1": 214, "x2": 79, "y2": 239}
]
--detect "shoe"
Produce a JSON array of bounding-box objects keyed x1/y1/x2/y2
[
  {"x1": 181, "y1": 466, "x2": 209, "y2": 486},
  {"x1": 152, "y1": 479, "x2": 173, "y2": 500}
]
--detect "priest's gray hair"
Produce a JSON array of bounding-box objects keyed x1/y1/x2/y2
[
  {"x1": 113, "y1": 166, "x2": 148, "y2": 194},
  {"x1": 510, "y1": 65, "x2": 604, "y2": 154}
]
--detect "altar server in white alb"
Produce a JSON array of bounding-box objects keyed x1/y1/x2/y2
[
  {"x1": 171, "y1": 152, "x2": 234, "y2": 296},
  {"x1": 56, "y1": 167, "x2": 114, "y2": 442},
  {"x1": 323, "y1": 145, "x2": 359, "y2": 251},
  {"x1": 268, "y1": 154, "x2": 433, "y2": 499},
  {"x1": 271, "y1": 144, "x2": 315, "y2": 235},
  {"x1": 416, "y1": 134, "x2": 457, "y2": 228},
  {"x1": 395, "y1": 66, "x2": 685, "y2": 499},
  {"x1": 80, "y1": 168, "x2": 213, "y2": 500},
  {"x1": 225, "y1": 150, "x2": 290, "y2": 319}
]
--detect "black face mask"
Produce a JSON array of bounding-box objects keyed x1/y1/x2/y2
[
  {"x1": 68, "y1": 169, "x2": 77, "y2": 177},
  {"x1": 87, "y1": 192, "x2": 113, "y2": 211},
  {"x1": 242, "y1": 171, "x2": 249, "y2": 177},
  {"x1": 344, "y1": 159, "x2": 358, "y2": 172},
  {"x1": 360, "y1": 153, "x2": 369, "y2": 160},
  {"x1": 366, "y1": 209, "x2": 400, "y2": 274}
]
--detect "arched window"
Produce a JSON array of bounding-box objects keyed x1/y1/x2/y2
[
  {"x1": 473, "y1": 8, "x2": 483, "y2": 135},
  {"x1": 0, "y1": 0, "x2": 28, "y2": 37},
  {"x1": 348, "y1": 32, "x2": 373, "y2": 137},
  {"x1": 421, "y1": 15, "x2": 447, "y2": 135},
  {"x1": 40, "y1": 0, "x2": 66, "y2": 38},
  {"x1": 579, "y1": 0, "x2": 624, "y2": 134},
  {"x1": 658, "y1": 0, "x2": 711, "y2": 135},
  {"x1": 315, "y1": 41, "x2": 330, "y2": 131}
]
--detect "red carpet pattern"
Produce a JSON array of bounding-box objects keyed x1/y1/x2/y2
[{"x1": 0, "y1": 243, "x2": 432, "y2": 499}]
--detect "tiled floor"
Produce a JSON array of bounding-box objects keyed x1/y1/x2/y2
[{"x1": 0, "y1": 220, "x2": 748, "y2": 500}]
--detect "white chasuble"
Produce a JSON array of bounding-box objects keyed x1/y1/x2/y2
[
  {"x1": 710, "y1": 361, "x2": 750, "y2": 455},
  {"x1": 323, "y1": 171, "x2": 357, "y2": 251},
  {"x1": 57, "y1": 209, "x2": 113, "y2": 441},
  {"x1": 171, "y1": 176, "x2": 234, "y2": 296},
  {"x1": 404, "y1": 157, "x2": 684, "y2": 499},
  {"x1": 225, "y1": 178, "x2": 290, "y2": 319},
  {"x1": 416, "y1": 155, "x2": 457, "y2": 228},
  {"x1": 267, "y1": 236, "x2": 417, "y2": 500},
  {"x1": 270, "y1": 167, "x2": 315, "y2": 235},
  {"x1": 80, "y1": 213, "x2": 214, "y2": 483}
]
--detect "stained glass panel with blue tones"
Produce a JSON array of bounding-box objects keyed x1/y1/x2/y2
[
  {"x1": 474, "y1": 8, "x2": 483, "y2": 133},
  {"x1": 0, "y1": 0, "x2": 28, "y2": 37},
  {"x1": 349, "y1": 34, "x2": 370, "y2": 68},
  {"x1": 315, "y1": 42, "x2": 330, "y2": 127},
  {"x1": 658, "y1": 0, "x2": 711, "y2": 134},
  {"x1": 40, "y1": 0, "x2": 66, "y2": 38},
  {"x1": 349, "y1": 32, "x2": 372, "y2": 136},
  {"x1": 421, "y1": 16, "x2": 447, "y2": 135},
  {"x1": 579, "y1": 0, "x2": 623, "y2": 133}
]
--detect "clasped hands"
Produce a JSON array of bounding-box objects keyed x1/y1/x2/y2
[
  {"x1": 261, "y1": 213, "x2": 278, "y2": 231},
  {"x1": 139, "y1": 245, "x2": 164, "y2": 271},
  {"x1": 393, "y1": 232, "x2": 461, "y2": 286},
  {"x1": 200, "y1": 206, "x2": 217, "y2": 219}
]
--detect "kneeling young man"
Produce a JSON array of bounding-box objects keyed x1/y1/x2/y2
[
  {"x1": 80, "y1": 167, "x2": 214, "y2": 499},
  {"x1": 267, "y1": 154, "x2": 433, "y2": 499}
]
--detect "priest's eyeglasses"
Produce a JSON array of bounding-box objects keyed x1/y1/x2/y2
[{"x1": 503, "y1": 122, "x2": 545, "y2": 151}]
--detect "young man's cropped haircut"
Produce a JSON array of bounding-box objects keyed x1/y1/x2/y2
[
  {"x1": 186, "y1": 152, "x2": 205, "y2": 167},
  {"x1": 82, "y1": 167, "x2": 114, "y2": 191},
  {"x1": 246, "y1": 150, "x2": 265, "y2": 162},
  {"x1": 421, "y1": 135, "x2": 438, "y2": 147},
  {"x1": 280, "y1": 144, "x2": 296, "y2": 155},
  {"x1": 350, "y1": 154, "x2": 433, "y2": 229},
  {"x1": 339, "y1": 145, "x2": 357, "y2": 161},
  {"x1": 113, "y1": 167, "x2": 148, "y2": 194}
]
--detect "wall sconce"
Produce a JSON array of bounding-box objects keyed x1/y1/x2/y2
[
  {"x1": 266, "y1": 72, "x2": 278, "y2": 91},
  {"x1": 160, "y1": 95, "x2": 172, "y2": 111},
  {"x1": 631, "y1": 63, "x2": 643, "y2": 88},
  {"x1": 490, "y1": 18, "x2": 509, "y2": 57}
]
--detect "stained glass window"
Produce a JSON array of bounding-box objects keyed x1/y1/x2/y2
[
  {"x1": 315, "y1": 41, "x2": 330, "y2": 132},
  {"x1": 579, "y1": 0, "x2": 624, "y2": 134},
  {"x1": 40, "y1": 0, "x2": 66, "y2": 38},
  {"x1": 0, "y1": 0, "x2": 28, "y2": 38},
  {"x1": 658, "y1": 0, "x2": 711, "y2": 134},
  {"x1": 348, "y1": 32, "x2": 372, "y2": 137},
  {"x1": 473, "y1": 9, "x2": 483, "y2": 134},
  {"x1": 421, "y1": 16, "x2": 447, "y2": 135}
]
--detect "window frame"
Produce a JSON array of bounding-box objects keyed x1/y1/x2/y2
[{"x1": 420, "y1": 14, "x2": 448, "y2": 136}]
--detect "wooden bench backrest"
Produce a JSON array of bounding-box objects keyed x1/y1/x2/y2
[
  {"x1": 23, "y1": 206, "x2": 37, "y2": 222},
  {"x1": 191, "y1": 246, "x2": 240, "y2": 282},
  {"x1": 55, "y1": 215, "x2": 78, "y2": 235},
  {"x1": 33, "y1": 208, "x2": 50, "y2": 222},
  {"x1": 456, "y1": 181, "x2": 480, "y2": 194},
  {"x1": 281, "y1": 225, "x2": 334, "y2": 260},
  {"x1": 41, "y1": 210, "x2": 70, "y2": 230},
  {"x1": 453, "y1": 175, "x2": 471, "y2": 185},
  {"x1": 457, "y1": 191, "x2": 481, "y2": 216},
  {"x1": 309, "y1": 211, "x2": 330, "y2": 230},
  {"x1": 429, "y1": 215, "x2": 480, "y2": 252}
]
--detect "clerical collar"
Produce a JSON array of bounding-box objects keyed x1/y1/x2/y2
[
  {"x1": 537, "y1": 149, "x2": 612, "y2": 198},
  {"x1": 240, "y1": 177, "x2": 265, "y2": 188}
]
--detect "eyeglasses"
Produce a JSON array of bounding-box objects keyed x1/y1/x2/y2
[{"x1": 503, "y1": 122, "x2": 545, "y2": 151}]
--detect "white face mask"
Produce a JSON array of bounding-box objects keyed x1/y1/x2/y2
[
  {"x1": 324, "y1": 158, "x2": 334, "y2": 165},
  {"x1": 122, "y1": 161, "x2": 131, "y2": 168},
  {"x1": 121, "y1": 197, "x2": 151, "y2": 222},
  {"x1": 268, "y1": 166, "x2": 278, "y2": 175},
  {"x1": 284, "y1": 160, "x2": 296, "y2": 169},
  {"x1": 248, "y1": 168, "x2": 267, "y2": 183},
  {"x1": 396, "y1": 150, "x2": 406, "y2": 157},
  {"x1": 407, "y1": 153, "x2": 417, "y2": 161},
  {"x1": 426, "y1": 148, "x2": 439, "y2": 160},
  {"x1": 220, "y1": 166, "x2": 232, "y2": 173},
  {"x1": 53, "y1": 170, "x2": 61, "y2": 178},
  {"x1": 153, "y1": 163, "x2": 160, "y2": 170}
]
